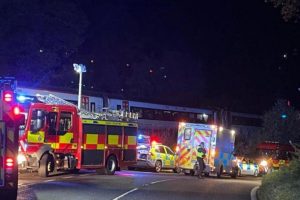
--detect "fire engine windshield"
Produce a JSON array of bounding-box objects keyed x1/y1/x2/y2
[{"x1": 30, "y1": 109, "x2": 45, "y2": 132}]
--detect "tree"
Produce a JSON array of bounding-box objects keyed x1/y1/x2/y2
[
  {"x1": 266, "y1": 0, "x2": 300, "y2": 22},
  {"x1": 0, "y1": 0, "x2": 89, "y2": 85},
  {"x1": 262, "y1": 99, "x2": 300, "y2": 143}
]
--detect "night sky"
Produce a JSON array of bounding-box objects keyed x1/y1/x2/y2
[{"x1": 3, "y1": 0, "x2": 300, "y2": 114}]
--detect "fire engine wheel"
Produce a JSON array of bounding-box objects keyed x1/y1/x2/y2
[
  {"x1": 38, "y1": 154, "x2": 54, "y2": 177},
  {"x1": 106, "y1": 156, "x2": 117, "y2": 175},
  {"x1": 155, "y1": 160, "x2": 162, "y2": 173}
]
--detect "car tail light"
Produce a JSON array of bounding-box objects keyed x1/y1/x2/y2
[
  {"x1": 273, "y1": 159, "x2": 279, "y2": 164},
  {"x1": 13, "y1": 106, "x2": 21, "y2": 115},
  {"x1": 6, "y1": 158, "x2": 14, "y2": 168}
]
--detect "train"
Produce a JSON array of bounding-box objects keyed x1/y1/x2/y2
[{"x1": 15, "y1": 86, "x2": 262, "y2": 149}]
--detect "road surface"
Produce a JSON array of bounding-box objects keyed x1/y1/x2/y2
[{"x1": 18, "y1": 170, "x2": 261, "y2": 200}]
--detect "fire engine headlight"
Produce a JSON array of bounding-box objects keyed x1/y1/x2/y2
[
  {"x1": 260, "y1": 160, "x2": 267, "y2": 167},
  {"x1": 17, "y1": 154, "x2": 26, "y2": 164}
]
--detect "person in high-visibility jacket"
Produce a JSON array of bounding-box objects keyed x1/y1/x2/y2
[{"x1": 197, "y1": 142, "x2": 206, "y2": 178}]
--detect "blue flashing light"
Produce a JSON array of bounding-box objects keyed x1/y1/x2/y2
[
  {"x1": 17, "y1": 95, "x2": 27, "y2": 103},
  {"x1": 281, "y1": 114, "x2": 287, "y2": 119},
  {"x1": 138, "y1": 134, "x2": 143, "y2": 140},
  {"x1": 16, "y1": 95, "x2": 34, "y2": 103}
]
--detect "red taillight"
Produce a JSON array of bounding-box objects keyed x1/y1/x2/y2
[
  {"x1": 273, "y1": 159, "x2": 279, "y2": 164},
  {"x1": 4, "y1": 91, "x2": 13, "y2": 102},
  {"x1": 13, "y1": 106, "x2": 21, "y2": 115},
  {"x1": 6, "y1": 158, "x2": 14, "y2": 168}
]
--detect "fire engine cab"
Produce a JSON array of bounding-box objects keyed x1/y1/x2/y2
[{"x1": 18, "y1": 94, "x2": 138, "y2": 177}]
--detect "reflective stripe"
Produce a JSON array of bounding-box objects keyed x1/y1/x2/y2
[
  {"x1": 127, "y1": 136, "x2": 136, "y2": 145},
  {"x1": 108, "y1": 135, "x2": 119, "y2": 145},
  {"x1": 83, "y1": 144, "x2": 105, "y2": 150},
  {"x1": 27, "y1": 131, "x2": 45, "y2": 143},
  {"x1": 86, "y1": 134, "x2": 98, "y2": 144},
  {"x1": 82, "y1": 119, "x2": 138, "y2": 127},
  {"x1": 59, "y1": 132, "x2": 73, "y2": 143},
  {"x1": 97, "y1": 144, "x2": 105, "y2": 150}
]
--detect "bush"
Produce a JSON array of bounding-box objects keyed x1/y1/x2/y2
[{"x1": 258, "y1": 159, "x2": 300, "y2": 200}]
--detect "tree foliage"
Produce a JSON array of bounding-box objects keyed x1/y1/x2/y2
[
  {"x1": 262, "y1": 99, "x2": 300, "y2": 143},
  {"x1": 266, "y1": 0, "x2": 300, "y2": 22},
  {"x1": 0, "y1": 0, "x2": 89, "y2": 84}
]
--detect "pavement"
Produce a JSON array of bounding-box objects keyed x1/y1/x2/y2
[{"x1": 17, "y1": 170, "x2": 261, "y2": 200}]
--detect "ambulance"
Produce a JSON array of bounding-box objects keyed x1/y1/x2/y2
[
  {"x1": 132, "y1": 135, "x2": 178, "y2": 173},
  {"x1": 176, "y1": 122, "x2": 238, "y2": 178}
]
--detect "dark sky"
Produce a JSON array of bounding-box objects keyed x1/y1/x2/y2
[
  {"x1": 5, "y1": 0, "x2": 297, "y2": 114},
  {"x1": 70, "y1": 0, "x2": 300, "y2": 114}
]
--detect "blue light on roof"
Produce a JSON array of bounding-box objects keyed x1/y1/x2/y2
[
  {"x1": 17, "y1": 95, "x2": 27, "y2": 103},
  {"x1": 281, "y1": 114, "x2": 287, "y2": 119},
  {"x1": 16, "y1": 95, "x2": 34, "y2": 103}
]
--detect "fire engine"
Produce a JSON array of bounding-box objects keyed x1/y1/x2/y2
[
  {"x1": 256, "y1": 141, "x2": 294, "y2": 173},
  {"x1": 0, "y1": 77, "x2": 24, "y2": 200},
  {"x1": 176, "y1": 122, "x2": 238, "y2": 178},
  {"x1": 18, "y1": 94, "x2": 139, "y2": 177}
]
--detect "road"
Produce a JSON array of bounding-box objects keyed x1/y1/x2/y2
[{"x1": 18, "y1": 170, "x2": 261, "y2": 200}]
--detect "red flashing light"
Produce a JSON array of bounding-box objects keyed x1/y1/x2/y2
[
  {"x1": 4, "y1": 91, "x2": 13, "y2": 102},
  {"x1": 6, "y1": 158, "x2": 14, "y2": 168}
]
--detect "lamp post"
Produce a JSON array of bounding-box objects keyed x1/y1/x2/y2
[{"x1": 73, "y1": 63, "x2": 86, "y2": 110}]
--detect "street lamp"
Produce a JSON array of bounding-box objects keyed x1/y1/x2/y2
[{"x1": 73, "y1": 63, "x2": 86, "y2": 110}]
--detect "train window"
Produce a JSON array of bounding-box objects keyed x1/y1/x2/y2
[{"x1": 90, "y1": 102, "x2": 95, "y2": 112}]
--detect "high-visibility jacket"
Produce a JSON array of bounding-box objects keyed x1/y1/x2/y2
[{"x1": 197, "y1": 147, "x2": 206, "y2": 158}]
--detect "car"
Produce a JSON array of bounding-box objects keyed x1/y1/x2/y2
[
  {"x1": 135, "y1": 142, "x2": 179, "y2": 173},
  {"x1": 237, "y1": 159, "x2": 259, "y2": 176}
]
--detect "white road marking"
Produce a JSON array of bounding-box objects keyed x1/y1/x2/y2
[
  {"x1": 112, "y1": 188, "x2": 138, "y2": 200},
  {"x1": 112, "y1": 179, "x2": 173, "y2": 199},
  {"x1": 251, "y1": 186, "x2": 259, "y2": 200},
  {"x1": 150, "y1": 179, "x2": 172, "y2": 185},
  {"x1": 62, "y1": 176, "x2": 73, "y2": 179},
  {"x1": 43, "y1": 179, "x2": 54, "y2": 183},
  {"x1": 79, "y1": 174, "x2": 91, "y2": 177}
]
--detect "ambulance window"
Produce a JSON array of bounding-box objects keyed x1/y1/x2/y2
[
  {"x1": 157, "y1": 146, "x2": 165, "y2": 154},
  {"x1": 47, "y1": 112, "x2": 57, "y2": 135},
  {"x1": 58, "y1": 112, "x2": 72, "y2": 135},
  {"x1": 166, "y1": 147, "x2": 174, "y2": 155},
  {"x1": 184, "y1": 128, "x2": 191, "y2": 140}
]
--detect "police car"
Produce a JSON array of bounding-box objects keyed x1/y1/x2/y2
[
  {"x1": 136, "y1": 141, "x2": 179, "y2": 173},
  {"x1": 237, "y1": 159, "x2": 259, "y2": 176}
]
